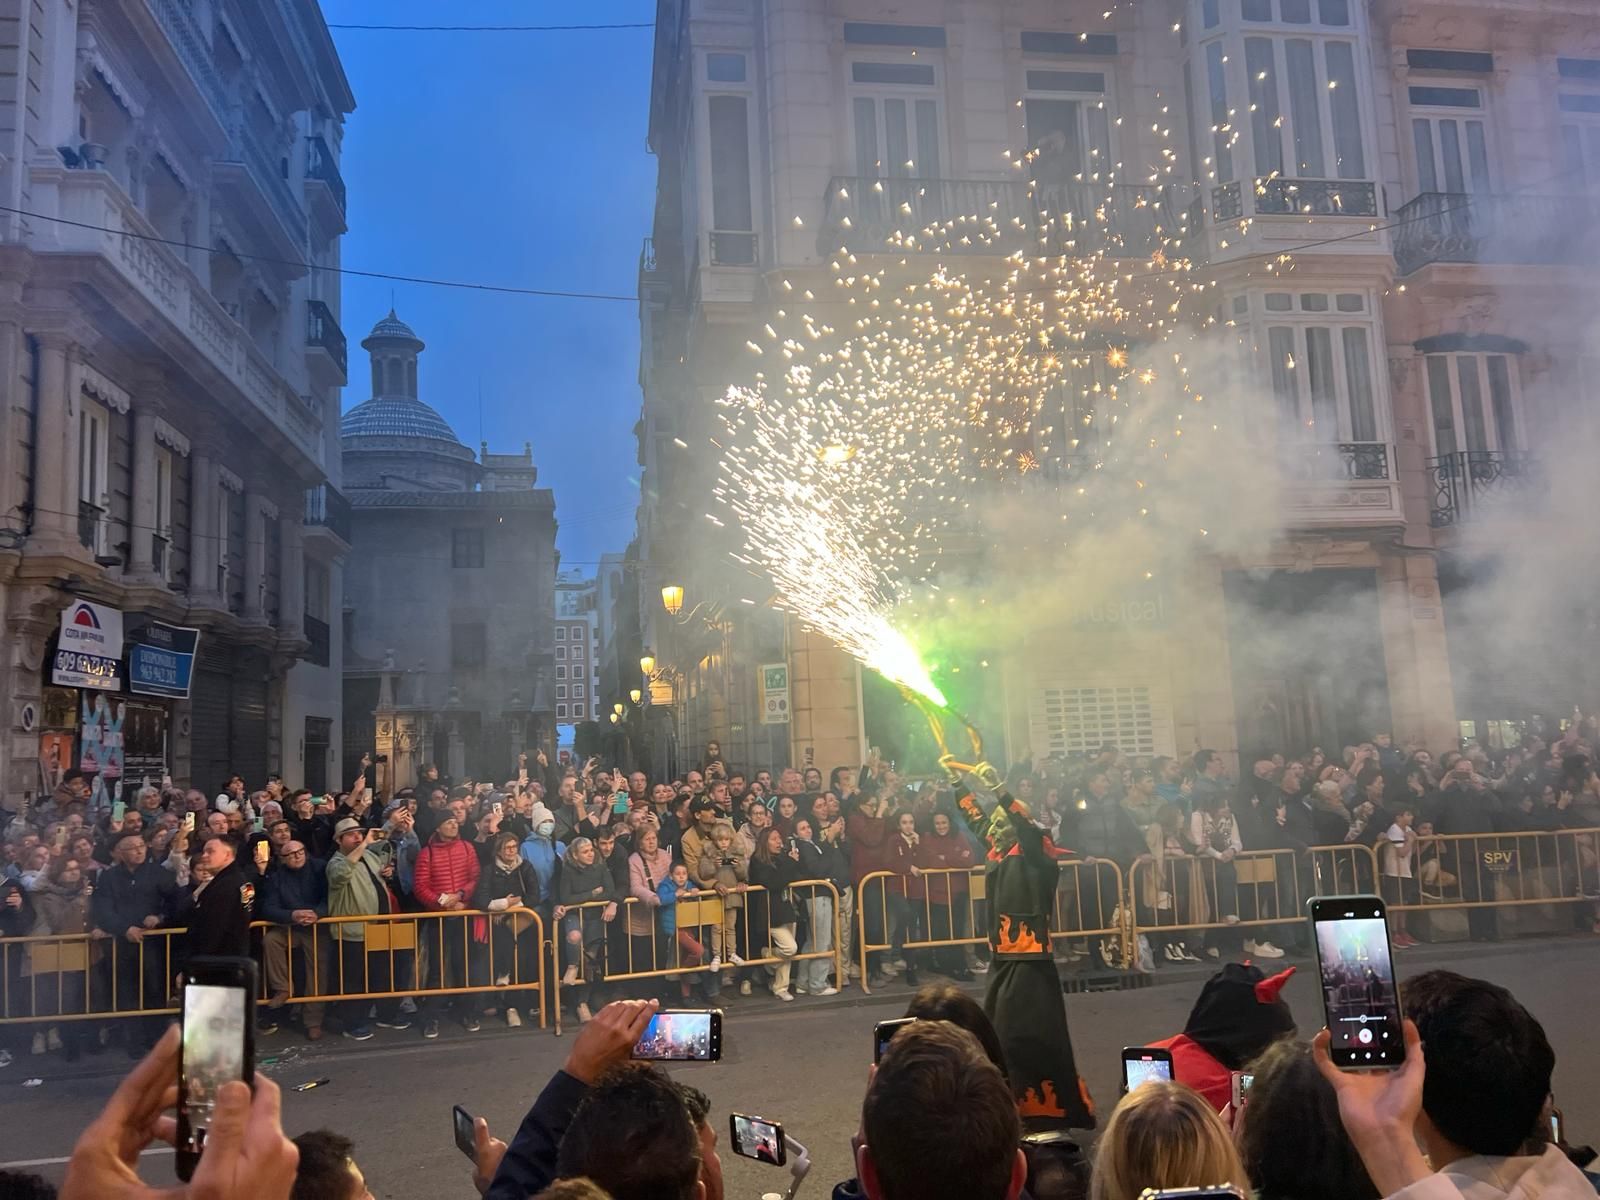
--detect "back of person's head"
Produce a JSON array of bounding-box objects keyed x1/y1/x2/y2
[
  {"x1": 861, "y1": 1020, "x2": 1023, "y2": 1200},
  {"x1": 904, "y1": 983, "x2": 1009, "y2": 1081},
  {"x1": 1088, "y1": 1081, "x2": 1249, "y2": 1200},
  {"x1": 1237, "y1": 1041, "x2": 1377, "y2": 1200},
  {"x1": 535, "y1": 1181, "x2": 614, "y2": 1200},
  {"x1": 557, "y1": 1064, "x2": 702, "y2": 1200},
  {"x1": 290, "y1": 1130, "x2": 363, "y2": 1200},
  {"x1": 1402, "y1": 970, "x2": 1555, "y2": 1156},
  {"x1": 0, "y1": 1169, "x2": 56, "y2": 1200}
]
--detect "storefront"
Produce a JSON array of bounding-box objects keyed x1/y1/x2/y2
[{"x1": 38, "y1": 600, "x2": 198, "y2": 804}]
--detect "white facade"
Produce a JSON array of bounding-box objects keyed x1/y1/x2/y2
[
  {"x1": 554, "y1": 572, "x2": 602, "y2": 745},
  {"x1": 0, "y1": 0, "x2": 355, "y2": 801}
]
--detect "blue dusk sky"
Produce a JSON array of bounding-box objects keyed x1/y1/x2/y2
[{"x1": 324, "y1": 2, "x2": 657, "y2": 571}]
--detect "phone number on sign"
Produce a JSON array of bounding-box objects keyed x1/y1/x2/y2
[{"x1": 54, "y1": 649, "x2": 117, "y2": 678}]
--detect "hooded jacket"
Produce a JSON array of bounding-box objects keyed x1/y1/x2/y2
[
  {"x1": 519, "y1": 804, "x2": 563, "y2": 904},
  {"x1": 1390, "y1": 1146, "x2": 1596, "y2": 1200},
  {"x1": 1149, "y1": 962, "x2": 1296, "y2": 1111},
  {"x1": 414, "y1": 831, "x2": 481, "y2": 911}
]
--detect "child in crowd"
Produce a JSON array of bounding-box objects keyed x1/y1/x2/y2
[
  {"x1": 1381, "y1": 804, "x2": 1419, "y2": 948},
  {"x1": 695, "y1": 821, "x2": 747, "y2": 973},
  {"x1": 657, "y1": 861, "x2": 707, "y2": 999}
]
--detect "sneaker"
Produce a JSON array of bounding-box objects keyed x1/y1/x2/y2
[
  {"x1": 846, "y1": 964, "x2": 861, "y2": 979},
  {"x1": 739, "y1": 979, "x2": 752, "y2": 996},
  {"x1": 793, "y1": 984, "x2": 808, "y2": 995},
  {"x1": 422, "y1": 1019, "x2": 440, "y2": 1040},
  {"x1": 306, "y1": 1027, "x2": 324, "y2": 1042},
  {"x1": 463, "y1": 1016, "x2": 481, "y2": 1033},
  {"x1": 813, "y1": 985, "x2": 839, "y2": 997},
  {"x1": 562, "y1": 964, "x2": 579, "y2": 986},
  {"x1": 1206, "y1": 946, "x2": 1221, "y2": 960},
  {"x1": 506, "y1": 1008, "x2": 522, "y2": 1028},
  {"x1": 1223, "y1": 914, "x2": 1241, "y2": 925},
  {"x1": 881, "y1": 960, "x2": 902, "y2": 976},
  {"x1": 256, "y1": 1015, "x2": 279, "y2": 1037},
  {"x1": 376, "y1": 1017, "x2": 412, "y2": 1031},
  {"x1": 576, "y1": 1002, "x2": 593, "y2": 1023},
  {"x1": 868, "y1": 973, "x2": 892, "y2": 988},
  {"x1": 47, "y1": 1028, "x2": 62, "y2": 1052},
  {"x1": 343, "y1": 1025, "x2": 374, "y2": 1042},
  {"x1": 708, "y1": 955, "x2": 722, "y2": 972},
  {"x1": 773, "y1": 988, "x2": 795, "y2": 1002},
  {"x1": 1162, "y1": 944, "x2": 1182, "y2": 963},
  {"x1": 1178, "y1": 943, "x2": 1203, "y2": 963},
  {"x1": 31, "y1": 1032, "x2": 45, "y2": 1056},
  {"x1": 972, "y1": 959, "x2": 991, "y2": 973},
  {"x1": 1244, "y1": 939, "x2": 1285, "y2": 959},
  {"x1": 399, "y1": 997, "x2": 418, "y2": 1014},
  {"x1": 494, "y1": 973, "x2": 511, "y2": 987},
  {"x1": 728, "y1": 953, "x2": 747, "y2": 967}
]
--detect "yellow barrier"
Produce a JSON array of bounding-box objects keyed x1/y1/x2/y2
[
  {"x1": 855, "y1": 860, "x2": 1128, "y2": 994},
  {"x1": 1389, "y1": 827, "x2": 1600, "y2": 916},
  {"x1": 549, "y1": 881, "x2": 844, "y2": 1034},
  {"x1": 0, "y1": 909, "x2": 546, "y2": 1030}
]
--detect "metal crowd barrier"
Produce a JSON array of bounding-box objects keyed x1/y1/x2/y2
[
  {"x1": 1388, "y1": 827, "x2": 1600, "y2": 916},
  {"x1": 0, "y1": 909, "x2": 547, "y2": 1030},
  {"x1": 549, "y1": 880, "x2": 845, "y2": 1035},
  {"x1": 854, "y1": 861, "x2": 1128, "y2": 994}
]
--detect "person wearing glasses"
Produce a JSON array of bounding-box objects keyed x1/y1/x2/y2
[{"x1": 258, "y1": 839, "x2": 331, "y2": 1040}]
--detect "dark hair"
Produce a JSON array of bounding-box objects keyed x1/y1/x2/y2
[
  {"x1": 1193, "y1": 749, "x2": 1218, "y2": 773},
  {"x1": 676, "y1": 1081, "x2": 711, "y2": 1128},
  {"x1": 1355, "y1": 765, "x2": 1383, "y2": 791},
  {"x1": 0, "y1": 1170, "x2": 56, "y2": 1200},
  {"x1": 904, "y1": 983, "x2": 1010, "y2": 1082},
  {"x1": 290, "y1": 1130, "x2": 357, "y2": 1200},
  {"x1": 1237, "y1": 1041, "x2": 1376, "y2": 1200},
  {"x1": 864, "y1": 1021, "x2": 1020, "y2": 1200},
  {"x1": 557, "y1": 1064, "x2": 700, "y2": 1200},
  {"x1": 1402, "y1": 970, "x2": 1555, "y2": 1156}
]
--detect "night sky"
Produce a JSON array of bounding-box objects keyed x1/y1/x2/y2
[{"x1": 324, "y1": 2, "x2": 657, "y2": 570}]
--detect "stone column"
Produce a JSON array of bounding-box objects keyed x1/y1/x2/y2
[
  {"x1": 31, "y1": 334, "x2": 82, "y2": 550},
  {"x1": 278, "y1": 515, "x2": 305, "y2": 638},
  {"x1": 1376, "y1": 551, "x2": 1458, "y2": 751},
  {"x1": 244, "y1": 491, "x2": 268, "y2": 620},
  {"x1": 188, "y1": 450, "x2": 220, "y2": 604},
  {"x1": 128, "y1": 407, "x2": 161, "y2": 576}
]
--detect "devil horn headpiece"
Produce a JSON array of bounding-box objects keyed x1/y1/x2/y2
[{"x1": 1254, "y1": 966, "x2": 1296, "y2": 1005}]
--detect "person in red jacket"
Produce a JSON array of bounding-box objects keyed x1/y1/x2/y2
[
  {"x1": 847, "y1": 789, "x2": 895, "y2": 982},
  {"x1": 1146, "y1": 962, "x2": 1296, "y2": 1113},
  {"x1": 917, "y1": 809, "x2": 977, "y2": 980},
  {"x1": 414, "y1": 814, "x2": 483, "y2": 1038}
]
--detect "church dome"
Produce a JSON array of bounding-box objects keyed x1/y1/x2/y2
[
  {"x1": 362, "y1": 309, "x2": 424, "y2": 349},
  {"x1": 341, "y1": 397, "x2": 463, "y2": 444}
]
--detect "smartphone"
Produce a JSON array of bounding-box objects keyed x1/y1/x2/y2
[
  {"x1": 367, "y1": 829, "x2": 388, "y2": 841},
  {"x1": 177, "y1": 957, "x2": 257, "y2": 1181},
  {"x1": 874, "y1": 1016, "x2": 916, "y2": 1063},
  {"x1": 613, "y1": 793, "x2": 630, "y2": 815},
  {"x1": 492, "y1": 800, "x2": 504, "y2": 816},
  {"x1": 1550, "y1": 1107, "x2": 1564, "y2": 1145},
  {"x1": 183, "y1": 811, "x2": 196, "y2": 832},
  {"x1": 1308, "y1": 895, "x2": 1405, "y2": 1069},
  {"x1": 1121, "y1": 1046, "x2": 1175, "y2": 1093},
  {"x1": 111, "y1": 800, "x2": 126, "y2": 824},
  {"x1": 1230, "y1": 1070, "x2": 1255, "y2": 1109},
  {"x1": 632, "y1": 1009, "x2": 722, "y2": 1062},
  {"x1": 452, "y1": 1104, "x2": 476, "y2": 1159},
  {"x1": 729, "y1": 1112, "x2": 787, "y2": 1166}
]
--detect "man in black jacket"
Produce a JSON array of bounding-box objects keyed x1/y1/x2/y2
[
  {"x1": 90, "y1": 831, "x2": 179, "y2": 1052},
  {"x1": 183, "y1": 835, "x2": 254, "y2": 972},
  {"x1": 258, "y1": 839, "x2": 331, "y2": 1040}
]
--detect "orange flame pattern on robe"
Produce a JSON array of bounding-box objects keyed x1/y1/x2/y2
[{"x1": 996, "y1": 914, "x2": 1047, "y2": 955}]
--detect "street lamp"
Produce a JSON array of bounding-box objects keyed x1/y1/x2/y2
[
  {"x1": 661, "y1": 584, "x2": 684, "y2": 616},
  {"x1": 630, "y1": 688, "x2": 642, "y2": 704},
  {"x1": 639, "y1": 651, "x2": 656, "y2": 676},
  {"x1": 609, "y1": 712, "x2": 619, "y2": 724},
  {"x1": 613, "y1": 702, "x2": 625, "y2": 716}
]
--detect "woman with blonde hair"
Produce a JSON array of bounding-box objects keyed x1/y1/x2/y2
[{"x1": 1089, "y1": 1080, "x2": 1250, "y2": 1200}]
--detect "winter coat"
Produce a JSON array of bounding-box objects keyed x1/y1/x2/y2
[
  {"x1": 916, "y1": 829, "x2": 975, "y2": 901},
  {"x1": 90, "y1": 862, "x2": 177, "y2": 939},
  {"x1": 29, "y1": 881, "x2": 90, "y2": 935},
  {"x1": 695, "y1": 846, "x2": 747, "y2": 909},
  {"x1": 846, "y1": 806, "x2": 889, "y2": 885},
  {"x1": 519, "y1": 833, "x2": 563, "y2": 905},
  {"x1": 325, "y1": 842, "x2": 398, "y2": 943},
  {"x1": 183, "y1": 861, "x2": 254, "y2": 966},
  {"x1": 748, "y1": 851, "x2": 802, "y2": 928},
  {"x1": 627, "y1": 847, "x2": 673, "y2": 937},
  {"x1": 258, "y1": 861, "x2": 329, "y2": 925},
  {"x1": 413, "y1": 834, "x2": 482, "y2": 911},
  {"x1": 558, "y1": 855, "x2": 619, "y2": 945}
]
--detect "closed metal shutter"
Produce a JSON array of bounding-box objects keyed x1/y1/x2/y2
[
  {"x1": 189, "y1": 644, "x2": 270, "y2": 794},
  {"x1": 231, "y1": 655, "x2": 269, "y2": 790}
]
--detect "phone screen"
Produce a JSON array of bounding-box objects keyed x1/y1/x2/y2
[
  {"x1": 633, "y1": 1009, "x2": 721, "y2": 1061},
  {"x1": 111, "y1": 800, "x2": 126, "y2": 823},
  {"x1": 453, "y1": 1105, "x2": 476, "y2": 1158},
  {"x1": 1311, "y1": 896, "x2": 1404, "y2": 1068},
  {"x1": 874, "y1": 1017, "x2": 916, "y2": 1063},
  {"x1": 178, "y1": 974, "x2": 252, "y2": 1167},
  {"x1": 730, "y1": 1112, "x2": 786, "y2": 1165},
  {"x1": 1122, "y1": 1049, "x2": 1174, "y2": 1092}
]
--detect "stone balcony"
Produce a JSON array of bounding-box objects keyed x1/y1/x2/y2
[
  {"x1": 1280, "y1": 441, "x2": 1405, "y2": 529},
  {"x1": 1393, "y1": 192, "x2": 1600, "y2": 275},
  {"x1": 1426, "y1": 450, "x2": 1543, "y2": 527}
]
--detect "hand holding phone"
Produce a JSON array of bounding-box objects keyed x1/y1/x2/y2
[
  {"x1": 1309, "y1": 895, "x2": 1405, "y2": 1069},
  {"x1": 874, "y1": 1017, "x2": 916, "y2": 1063},
  {"x1": 177, "y1": 957, "x2": 257, "y2": 1181},
  {"x1": 452, "y1": 1104, "x2": 476, "y2": 1159},
  {"x1": 730, "y1": 1112, "x2": 787, "y2": 1166},
  {"x1": 1121, "y1": 1046, "x2": 1175, "y2": 1093},
  {"x1": 631, "y1": 1009, "x2": 722, "y2": 1061}
]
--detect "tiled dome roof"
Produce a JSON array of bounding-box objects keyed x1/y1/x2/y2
[
  {"x1": 365, "y1": 309, "x2": 421, "y2": 342},
  {"x1": 340, "y1": 397, "x2": 462, "y2": 444}
]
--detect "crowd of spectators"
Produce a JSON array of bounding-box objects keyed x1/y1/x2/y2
[{"x1": 4, "y1": 716, "x2": 1599, "y2": 1065}]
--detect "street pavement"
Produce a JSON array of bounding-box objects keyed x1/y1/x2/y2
[{"x1": 3, "y1": 935, "x2": 1597, "y2": 1198}]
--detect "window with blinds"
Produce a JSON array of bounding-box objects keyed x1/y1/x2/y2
[{"x1": 1035, "y1": 685, "x2": 1159, "y2": 757}]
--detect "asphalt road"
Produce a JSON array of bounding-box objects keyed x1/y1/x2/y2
[{"x1": 3, "y1": 936, "x2": 1597, "y2": 1199}]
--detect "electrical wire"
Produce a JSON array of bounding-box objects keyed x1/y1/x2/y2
[{"x1": 327, "y1": 22, "x2": 653, "y2": 32}]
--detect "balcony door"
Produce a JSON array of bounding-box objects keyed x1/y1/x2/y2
[
  {"x1": 1424, "y1": 353, "x2": 1521, "y2": 457},
  {"x1": 849, "y1": 61, "x2": 944, "y2": 235},
  {"x1": 1023, "y1": 71, "x2": 1113, "y2": 188},
  {"x1": 1261, "y1": 291, "x2": 1383, "y2": 472},
  {"x1": 1409, "y1": 85, "x2": 1491, "y2": 196}
]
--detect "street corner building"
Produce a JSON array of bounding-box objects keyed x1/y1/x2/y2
[
  {"x1": 0, "y1": 0, "x2": 356, "y2": 808},
  {"x1": 338, "y1": 313, "x2": 559, "y2": 791},
  {"x1": 632, "y1": 0, "x2": 1600, "y2": 773}
]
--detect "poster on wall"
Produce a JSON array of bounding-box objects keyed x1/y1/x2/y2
[
  {"x1": 51, "y1": 600, "x2": 123, "y2": 690},
  {"x1": 128, "y1": 622, "x2": 200, "y2": 699},
  {"x1": 79, "y1": 692, "x2": 125, "y2": 779},
  {"x1": 41, "y1": 687, "x2": 79, "y2": 732},
  {"x1": 38, "y1": 731, "x2": 72, "y2": 794},
  {"x1": 77, "y1": 695, "x2": 169, "y2": 784},
  {"x1": 121, "y1": 702, "x2": 169, "y2": 783}
]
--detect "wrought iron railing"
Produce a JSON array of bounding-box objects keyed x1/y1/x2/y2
[
  {"x1": 1254, "y1": 177, "x2": 1379, "y2": 217},
  {"x1": 709, "y1": 230, "x2": 757, "y2": 266},
  {"x1": 305, "y1": 135, "x2": 346, "y2": 214},
  {"x1": 77, "y1": 500, "x2": 104, "y2": 552},
  {"x1": 1427, "y1": 450, "x2": 1541, "y2": 527},
  {"x1": 1285, "y1": 442, "x2": 1391, "y2": 482},
  {"x1": 1393, "y1": 192, "x2": 1600, "y2": 275},
  {"x1": 221, "y1": 124, "x2": 307, "y2": 241},
  {"x1": 151, "y1": 533, "x2": 169, "y2": 578},
  {"x1": 146, "y1": 0, "x2": 229, "y2": 128},
  {"x1": 306, "y1": 300, "x2": 347, "y2": 375},
  {"x1": 304, "y1": 483, "x2": 353, "y2": 544}
]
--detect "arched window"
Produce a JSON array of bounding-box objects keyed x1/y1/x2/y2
[
  {"x1": 386, "y1": 358, "x2": 403, "y2": 396},
  {"x1": 407, "y1": 358, "x2": 418, "y2": 398},
  {"x1": 370, "y1": 357, "x2": 382, "y2": 397}
]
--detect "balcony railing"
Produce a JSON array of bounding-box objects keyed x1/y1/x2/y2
[
  {"x1": 640, "y1": 236, "x2": 658, "y2": 274},
  {"x1": 220, "y1": 123, "x2": 307, "y2": 243},
  {"x1": 1427, "y1": 450, "x2": 1541, "y2": 527},
  {"x1": 152, "y1": 533, "x2": 169, "y2": 579},
  {"x1": 1393, "y1": 192, "x2": 1600, "y2": 274},
  {"x1": 305, "y1": 135, "x2": 346, "y2": 214},
  {"x1": 709, "y1": 230, "x2": 757, "y2": 266},
  {"x1": 304, "y1": 483, "x2": 353, "y2": 544},
  {"x1": 306, "y1": 300, "x2": 347, "y2": 375},
  {"x1": 1254, "y1": 178, "x2": 1379, "y2": 218},
  {"x1": 821, "y1": 176, "x2": 1203, "y2": 260},
  {"x1": 303, "y1": 614, "x2": 331, "y2": 667},
  {"x1": 145, "y1": 0, "x2": 229, "y2": 129},
  {"x1": 77, "y1": 500, "x2": 104, "y2": 552},
  {"x1": 1284, "y1": 442, "x2": 1391, "y2": 482}
]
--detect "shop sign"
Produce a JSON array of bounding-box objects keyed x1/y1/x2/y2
[
  {"x1": 760, "y1": 663, "x2": 790, "y2": 725},
  {"x1": 52, "y1": 600, "x2": 123, "y2": 691},
  {"x1": 128, "y1": 622, "x2": 201, "y2": 699}
]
